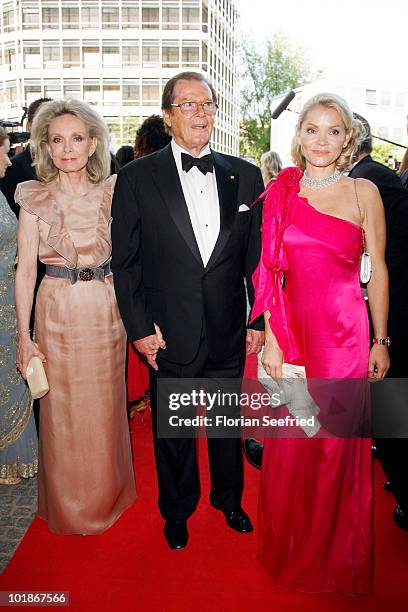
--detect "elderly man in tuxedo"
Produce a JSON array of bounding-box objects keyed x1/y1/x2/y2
[{"x1": 111, "y1": 71, "x2": 264, "y2": 549}]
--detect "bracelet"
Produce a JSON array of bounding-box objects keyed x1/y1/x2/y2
[
  {"x1": 17, "y1": 329, "x2": 31, "y2": 334},
  {"x1": 373, "y1": 337, "x2": 391, "y2": 347}
]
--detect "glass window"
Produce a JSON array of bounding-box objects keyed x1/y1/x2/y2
[
  {"x1": 182, "y1": 6, "x2": 199, "y2": 30},
  {"x1": 43, "y1": 46, "x2": 61, "y2": 68},
  {"x1": 23, "y1": 46, "x2": 41, "y2": 69},
  {"x1": 4, "y1": 47, "x2": 16, "y2": 71},
  {"x1": 82, "y1": 7, "x2": 99, "y2": 28},
  {"x1": 25, "y1": 83, "x2": 42, "y2": 106},
  {"x1": 62, "y1": 7, "x2": 79, "y2": 28},
  {"x1": 162, "y1": 42, "x2": 179, "y2": 68},
  {"x1": 122, "y1": 45, "x2": 140, "y2": 66},
  {"x1": 182, "y1": 44, "x2": 199, "y2": 65},
  {"x1": 142, "y1": 42, "x2": 159, "y2": 66},
  {"x1": 103, "y1": 82, "x2": 120, "y2": 105},
  {"x1": 365, "y1": 89, "x2": 377, "y2": 105},
  {"x1": 22, "y1": 8, "x2": 39, "y2": 29},
  {"x1": 42, "y1": 7, "x2": 59, "y2": 29},
  {"x1": 5, "y1": 86, "x2": 17, "y2": 106},
  {"x1": 103, "y1": 45, "x2": 120, "y2": 67},
  {"x1": 123, "y1": 116, "x2": 140, "y2": 143},
  {"x1": 102, "y1": 6, "x2": 119, "y2": 28},
  {"x1": 3, "y1": 8, "x2": 15, "y2": 31},
  {"x1": 395, "y1": 92, "x2": 406, "y2": 108},
  {"x1": 63, "y1": 45, "x2": 80, "y2": 67},
  {"x1": 142, "y1": 7, "x2": 159, "y2": 29},
  {"x1": 162, "y1": 4, "x2": 179, "y2": 29},
  {"x1": 84, "y1": 80, "x2": 100, "y2": 104},
  {"x1": 122, "y1": 6, "x2": 139, "y2": 27},
  {"x1": 142, "y1": 80, "x2": 159, "y2": 106},
  {"x1": 83, "y1": 45, "x2": 100, "y2": 68},
  {"x1": 381, "y1": 91, "x2": 391, "y2": 106},
  {"x1": 64, "y1": 80, "x2": 81, "y2": 99},
  {"x1": 123, "y1": 80, "x2": 140, "y2": 105},
  {"x1": 202, "y1": 5, "x2": 208, "y2": 32},
  {"x1": 105, "y1": 118, "x2": 121, "y2": 143},
  {"x1": 44, "y1": 80, "x2": 61, "y2": 98}
]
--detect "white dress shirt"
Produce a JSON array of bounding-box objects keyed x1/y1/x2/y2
[{"x1": 171, "y1": 139, "x2": 220, "y2": 266}]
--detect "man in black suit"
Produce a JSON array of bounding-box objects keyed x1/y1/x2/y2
[
  {"x1": 111, "y1": 71, "x2": 264, "y2": 549},
  {"x1": 349, "y1": 114, "x2": 408, "y2": 531},
  {"x1": 2, "y1": 98, "x2": 51, "y2": 216}
]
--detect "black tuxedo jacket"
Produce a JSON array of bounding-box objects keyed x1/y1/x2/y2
[
  {"x1": 1, "y1": 146, "x2": 36, "y2": 217},
  {"x1": 349, "y1": 155, "x2": 408, "y2": 314},
  {"x1": 111, "y1": 143, "x2": 264, "y2": 364}
]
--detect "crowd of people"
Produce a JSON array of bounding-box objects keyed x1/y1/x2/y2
[{"x1": 1, "y1": 70, "x2": 407, "y2": 596}]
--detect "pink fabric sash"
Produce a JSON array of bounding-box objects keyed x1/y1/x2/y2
[{"x1": 250, "y1": 167, "x2": 303, "y2": 362}]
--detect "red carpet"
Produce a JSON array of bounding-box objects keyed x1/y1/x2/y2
[{"x1": 1, "y1": 356, "x2": 408, "y2": 611}]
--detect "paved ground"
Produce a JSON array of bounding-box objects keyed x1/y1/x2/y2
[{"x1": 0, "y1": 476, "x2": 37, "y2": 573}]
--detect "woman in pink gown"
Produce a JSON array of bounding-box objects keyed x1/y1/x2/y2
[{"x1": 252, "y1": 93, "x2": 389, "y2": 595}]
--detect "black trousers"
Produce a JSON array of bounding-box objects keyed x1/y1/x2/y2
[
  {"x1": 149, "y1": 333, "x2": 245, "y2": 521},
  {"x1": 375, "y1": 311, "x2": 408, "y2": 512}
]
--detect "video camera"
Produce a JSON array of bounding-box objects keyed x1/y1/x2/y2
[{"x1": 0, "y1": 107, "x2": 29, "y2": 147}]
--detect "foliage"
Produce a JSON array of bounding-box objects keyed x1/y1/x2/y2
[
  {"x1": 239, "y1": 33, "x2": 320, "y2": 162},
  {"x1": 371, "y1": 141, "x2": 402, "y2": 168}
]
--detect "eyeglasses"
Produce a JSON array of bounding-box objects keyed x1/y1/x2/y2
[{"x1": 170, "y1": 101, "x2": 219, "y2": 116}]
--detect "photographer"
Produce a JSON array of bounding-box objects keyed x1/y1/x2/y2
[{"x1": 2, "y1": 98, "x2": 51, "y2": 217}]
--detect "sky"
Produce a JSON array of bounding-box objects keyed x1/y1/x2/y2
[{"x1": 238, "y1": 0, "x2": 407, "y2": 89}]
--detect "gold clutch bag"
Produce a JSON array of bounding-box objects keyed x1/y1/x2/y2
[{"x1": 26, "y1": 356, "x2": 49, "y2": 399}]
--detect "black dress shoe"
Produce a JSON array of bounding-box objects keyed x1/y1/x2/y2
[
  {"x1": 164, "y1": 520, "x2": 188, "y2": 549},
  {"x1": 243, "y1": 438, "x2": 263, "y2": 470},
  {"x1": 393, "y1": 506, "x2": 408, "y2": 531},
  {"x1": 221, "y1": 508, "x2": 253, "y2": 534}
]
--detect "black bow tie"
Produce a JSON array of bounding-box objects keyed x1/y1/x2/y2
[{"x1": 181, "y1": 153, "x2": 214, "y2": 175}]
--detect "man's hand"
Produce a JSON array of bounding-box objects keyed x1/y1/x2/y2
[
  {"x1": 246, "y1": 329, "x2": 265, "y2": 355},
  {"x1": 134, "y1": 323, "x2": 166, "y2": 371}
]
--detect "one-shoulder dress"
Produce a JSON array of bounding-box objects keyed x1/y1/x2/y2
[
  {"x1": 15, "y1": 177, "x2": 136, "y2": 534},
  {"x1": 252, "y1": 167, "x2": 373, "y2": 596}
]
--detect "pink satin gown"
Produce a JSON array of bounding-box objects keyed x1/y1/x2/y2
[
  {"x1": 16, "y1": 177, "x2": 136, "y2": 535},
  {"x1": 252, "y1": 168, "x2": 373, "y2": 595}
]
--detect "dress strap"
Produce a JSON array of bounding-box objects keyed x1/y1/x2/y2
[
  {"x1": 353, "y1": 180, "x2": 364, "y2": 225},
  {"x1": 353, "y1": 180, "x2": 366, "y2": 249}
]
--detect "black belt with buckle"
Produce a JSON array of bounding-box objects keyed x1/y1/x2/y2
[{"x1": 45, "y1": 262, "x2": 111, "y2": 284}]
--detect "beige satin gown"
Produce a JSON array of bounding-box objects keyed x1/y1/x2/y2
[{"x1": 16, "y1": 176, "x2": 136, "y2": 534}]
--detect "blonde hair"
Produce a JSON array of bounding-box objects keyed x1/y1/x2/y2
[
  {"x1": 0, "y1": 126, "x2": 9, "y2": 146},
  {"x1": 291, "y1": 93, "x2": 364, "y2": 172},
  {"x1": 31, "y1": 99, "x2": 111, "y2": 183},
  {"x1": 260, "y1": 150, "x2": 283, "y2": 185}
]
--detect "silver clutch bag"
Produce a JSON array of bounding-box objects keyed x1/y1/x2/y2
[
  {"x1": 26, "y1": 356, "x2": 49, "y2": 400},
  {"x1": 360, "y1": 251, "x2": 372, "y2": 284}
]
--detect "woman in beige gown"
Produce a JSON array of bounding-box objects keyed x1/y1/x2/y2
[{"x1": 15, "y1": 99, "x2": 136, "y2": 534}]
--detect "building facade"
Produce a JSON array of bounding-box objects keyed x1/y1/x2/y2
[
  {"x1": 0, "y1": 0, "x2": 239, "y2": 153},
  {"x1": 269, "y1": 79, "x2": 408, "y2": 167}
]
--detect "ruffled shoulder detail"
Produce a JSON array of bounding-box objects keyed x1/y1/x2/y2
[
  {"x1": 92, "y1": 176, "x2": 117, "y2": 267},
  {"x1": 15, "y1": 181, "x2": 52, "y2": 223},
  {"x1": 250, "y1": 166, "x2": 302, "y2": 362},
  {"x1": 15, "y1": 180, "x2": 78, "y2": 269}
]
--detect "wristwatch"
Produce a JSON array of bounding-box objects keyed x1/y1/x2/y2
[{"x1": 373, "y1": 337, "x2": 391, "y2": 347}]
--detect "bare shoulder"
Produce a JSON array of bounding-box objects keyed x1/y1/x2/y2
[{"x1": 354, "y1": 177, "x2": 380, "y2": 199}]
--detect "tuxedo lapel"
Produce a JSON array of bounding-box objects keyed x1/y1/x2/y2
[
  {"x1": 151, "y1": 144, "x2": 203, "y2": 266},
  {"x1": 206, "y1": 151, "x2": 239, "y2": 270}
]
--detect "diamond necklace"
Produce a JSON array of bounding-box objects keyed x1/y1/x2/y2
[{"x1": 301, "y1": 168, "x2": 342, "y2": 189}]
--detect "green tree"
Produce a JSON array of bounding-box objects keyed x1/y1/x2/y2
[
  {"x1": 240, "y1": 33, "x2": 319, "y2": 162},
  {"x1": 371, "y1": 141, "x2": 402, "y2": 168}
]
